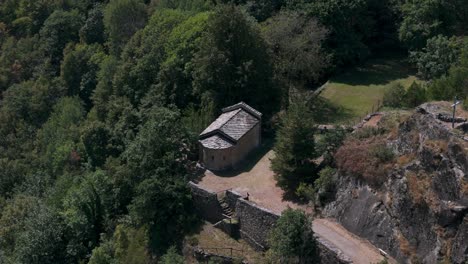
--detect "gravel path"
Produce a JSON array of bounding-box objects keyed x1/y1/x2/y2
[{"x1": 313, "y1": 218, "x2": 394, "y2": 264}]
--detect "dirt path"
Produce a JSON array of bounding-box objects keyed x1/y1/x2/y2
[
  {"x1": 197, "y1": 150, "x2": 394, "y2": 264},
  {"x1": 313, "y1": 219, "x2": 394, "y2": 264},
  {"x1": 363, "y1": 114, "x2": 383, "y2": 127}
]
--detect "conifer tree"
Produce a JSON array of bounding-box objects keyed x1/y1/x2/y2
[{"x1": 271, "y1": 99, "x2": 317, "y2": 191}]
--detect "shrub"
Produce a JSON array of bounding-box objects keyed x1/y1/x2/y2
[
  {"x1": 267, "y1": 209, "x2": 319, "y2": 263},
  {"x1": 383, "y1": 83, "x2": 405, "y2": 108},
  {"x1": 376, "y1": 259, "x2": 389, "y2": 264},
  {"x1": 464, "y1": 97, "x2": 468, "y2": 110},
  {"x1": 314, "y1": 167, "x2": 336, "y2": 193},
  {"x1": 160, "y1": 246, "x2": 184, "y2": 264},
  {"x1": 335, "y1": 137, "x2": 392, "y2": 188},
  {"x1": 404, "y1": 81, "x2": 427, "y2": 108},
  {"x1": 370, "y1": 144, "x2": 395, "y2": 163},
  {"x1": 352, "y1": 126, "x2": 385, "y2": 139},
  {"x1": 295, "y1": 183, "x2": 315, "y2": 202},
  {"x1": 314, "y1": 167, "x2": 336, "y2": 203}
]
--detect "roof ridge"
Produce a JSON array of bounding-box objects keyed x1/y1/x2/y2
[
  {"x1": 222, "y1": 102, "x2": 262, "y2": 119},
  {"x1": 199, "y1": 108, "x2": 240, "y2": 137},
  {"x1": 199, "y1": 127, "x2": 237, "y2": 144},
  {"x1": 218, "y1": 108, "x2": 242, "y2": 134}
]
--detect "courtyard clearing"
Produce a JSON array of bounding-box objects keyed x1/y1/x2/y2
[
  {"x1": 197, "y1": 150, "x2": 299, "y2": 214},
  {"x1": 196, "y1": 148, "x2": 394, "y2": 264}
]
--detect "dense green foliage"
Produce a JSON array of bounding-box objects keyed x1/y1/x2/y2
[
  {"x1": 383, "y1": 81, "x2": 428, "y2": 109},
  {"x1": 0, "y1": 0, "x2": 466, "y2": 262},
  {"x1": 383, "y1": 83, "x2": 406, "y2": 108},
  {"x1": 262, "y1": 11, "x2": 329, "y2": 92},
  {"x1": 267, "y1": 208, "x2": 319, "y2": 263},
  {"x1": 399, "y1": 0, "x2": 468, "y2": 50},
  {"x1": 411, "y1": 36, "x2": 467, "y2": 80},
  {"x1": 271, "y1": 99, "x2": 317, "y2": 192},
  {"x1": 405, "y1": 81, "x2": 427, "y2": 108},
  {"x1": 192, "y1": 5, "x2": 280, "y2": 116},
  {"x1": 428, "y1": 44, "x2": 468, "y2": 101},
  {"x1": 104, "y1": 0, "x2": 147, "y2": 55}
]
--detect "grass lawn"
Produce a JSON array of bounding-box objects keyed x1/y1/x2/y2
[{"x1": 319, "y1": 53, "x2": 418, "y2": 124}]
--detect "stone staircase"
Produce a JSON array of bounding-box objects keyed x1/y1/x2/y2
[{"x1": 217, "y1": 195, "x2": 234, "y2": 218}]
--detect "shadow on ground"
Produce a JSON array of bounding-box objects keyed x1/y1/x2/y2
[
  {"x1": 332, "y1": 54, "x2": 416, "y2": 86},
  {"x1": 213, "y1": 138, "x2": 274, "y2": 178},
  {"x1": 310, "y1": 97, "x2": 354, "y2": 124}
]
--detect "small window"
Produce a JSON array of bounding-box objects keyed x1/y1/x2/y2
[{"x1": 212, "y1": 156, "x2": 214, "y2": 161}]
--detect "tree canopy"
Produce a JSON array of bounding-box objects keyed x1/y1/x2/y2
[
  {"x1": 267, "y1": 208, "x2": 319, "y2": 263},
  {"x1": 0, "y1": 0, "x2": 466, "y2": 262},
  {"x1": 271, "y1": 98, "x2": 317, "y2": 192}
]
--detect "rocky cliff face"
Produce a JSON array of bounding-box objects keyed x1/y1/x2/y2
[{"x1": 324, "y1": 103, "x2": 468, "y2": 263}]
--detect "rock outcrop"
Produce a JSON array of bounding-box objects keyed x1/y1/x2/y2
[{"x1": 324, "y1": 103, "x2": 468, "y2": 263}]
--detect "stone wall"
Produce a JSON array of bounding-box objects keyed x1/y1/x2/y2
[
  {"x1": 225, "y1": 190, "x2": 243, "y2": 212},
  {"x1": 189, "y1": 183, "x2": 353, "y2": 264},
  {"x1": 235, "y1": 199, "x2": 280, "y2": 250},
  {"x1": 232, "y1": 123, "x2": 261, "y2": 168},
  {"x1": 188, "y1": 182, "x2": 224, "y2": 223},
  {"x1": 316, "y1": 237, "x2": 352, "y2": 264},
  {"x1": 200, "y1": 122, "x2": 261, "y2": 171},
  {"x1": 200, "y1": 145, "x2": 234, "y2": 171}
]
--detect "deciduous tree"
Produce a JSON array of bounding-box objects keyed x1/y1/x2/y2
[
  {"x1": 410, "y1": 35, "x2": 466, "y2": 80},
  {"x1": 192, "y1": 5, "x2": 280, "y2": 116},
  {"x1": 267, "y1": 209, "x2": 319, "y2": 263},
  {"x1": 39, "y1": 9, "x2": 84, "y2": 73},
  {"x1": 262, "y1": 11, "x2": 329, "y2": 91},
  {"x1": 104, "y1": 0, "x2": 147, "y2": 55}
]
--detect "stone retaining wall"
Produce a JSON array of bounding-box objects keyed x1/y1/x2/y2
[
  {"x1": 188, "y1": 182, "x2": 224, "y2": 223},
  {"x1": 316, "y1": 237, "x2": 352, "y2": 264},
  {"x1": 189, "y1": 182, "x2": 353, "y2": 264},
  {"x1": 235, "y1": 199, "x2": 279, "y2": 250},
  {"x1": 225, "y1": 190, "x2": 243, "y2": 212}
]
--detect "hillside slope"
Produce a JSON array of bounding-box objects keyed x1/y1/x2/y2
[{"x1": 325, "y1": 103, "x2": 468, "y2": 263}]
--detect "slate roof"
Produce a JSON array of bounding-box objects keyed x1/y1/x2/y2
[
  {"x1": 199, "y1": 134, "x2": 234, "y2": 149},
  {"x1": 199, "y1": 102, "x2": 261, "y2": 149}
]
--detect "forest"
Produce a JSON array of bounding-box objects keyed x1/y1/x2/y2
[{"x1": 0, "y1": 0, "x2": 467, "y2": 263}]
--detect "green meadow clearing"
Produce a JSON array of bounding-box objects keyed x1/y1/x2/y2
[{"x1": 319, "y1": 54, "x2": 418, "y2": 124}]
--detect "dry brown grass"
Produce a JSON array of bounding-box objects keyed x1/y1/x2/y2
[
  {"x1": 380, "y1": 111, "x2": 412, "y2": 140},
  {"x1": 385, "y1": 191, "x2": 393, "y2": 208},
  {"x1": 406, "y1": 171, "x2": 441, "y2": 210},
  {"x1": 396, "y1": 231, "x2": 423, "y2": 263},
  {"x1": 461, "y1": 178, "x2": 468, "y2": 196},
  {"x1": 432, "y1": 225, "x2": 453, "y2": 264},
  {"x1": 441, "y1": 238, "x2": 453, "y2": 264},
  {"x1": 424, "y1": 140, "x2": 449, "y2": 154},
  {"x1": 396, "y1": 231, "x2": 415, "y2": 257},
  {"x1": 427, "y1": 190, "x2": 441, "y2": 211},
  {"x1": 406, "y1": 171, "x2": 431, "y2": 205},
  {"x1": 397, "y1": 153, "x2": 416, "y2": 166},
  {"x1": 387, "y1": 127, "x2": 399, "y2": 141},
  {"x1": 187, "y1": 222, "x2": 265, "y2": 263},
  {"x1": 335, "y1": 136, "x2": 395, "y2": 188}
]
